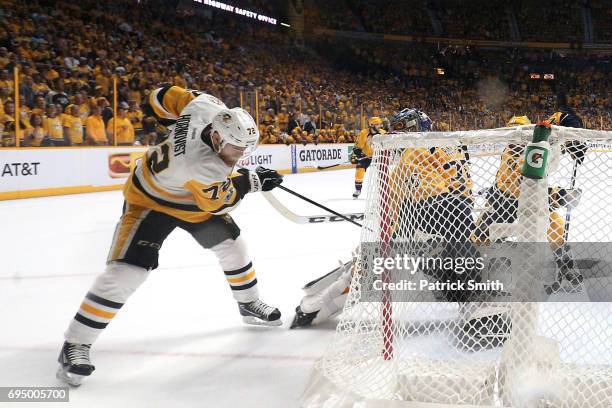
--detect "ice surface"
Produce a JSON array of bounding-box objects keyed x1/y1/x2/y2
[{"x1": 0, "y1": 169, "x2": 363, "y2": 408}]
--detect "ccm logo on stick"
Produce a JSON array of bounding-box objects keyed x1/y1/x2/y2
[{"x1": 308, "y1": 214, "x2": 364, "y2": 223}]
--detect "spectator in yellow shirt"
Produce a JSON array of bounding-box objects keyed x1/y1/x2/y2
[
  {"x1": 3, "y1": 121, "x2": 32, "y2": 147},
  {"x1": 24, "y1": 114, "x2": 49, "y2": 147},
  {"x1": 85, "y1": 106, "x2": 108, "y2": 146},
  {"x1": 18, "y1": 96, "x2": 32, "y2": 128},
  {"x1": 62, "y1": 104, "x2": 84, "y2": 146},
  {"x1": 0, "y1": 123, "x2": 11, "y2": 147},
  {"x1": 94, "y1": 68, "x2": 111, "y2": 95},
  {"x1": 107, "y1": 102, "x2": 134, "y2": 145},
  {"x1": 0, "y1": 69, "x2": 14, "y2": 93},
  {"x1": 277, "y1": 107, "x2": 289, "y2": 130},
  {"x1": 127, "y1": 82, "x2": 142, "y2": 105},
  {"x1": 44, "y1": 104, "x2": 65, "y2": 145},
  {"x1": 31, "y1": 96, "x2": 47, "y2": 116},
  {"x1": 44, "y1": 67, "x2": 59, "y2": 82},
  {"x1": 127, "y1": 100, "x2": 143, "y2": 138},
  {"x1": 32, "y1": 73, "x2": 51, "y2": 95},
  {"x1": 2, "y1": 100, "x2": 15, "y2": 124},
  {"x1": 74, "y1": 93, "x2": 90, "y2": 121}
]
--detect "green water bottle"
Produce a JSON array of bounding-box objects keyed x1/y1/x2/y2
[{"x1": 521, "y1": 122, "x2": 552, "y2": 179}]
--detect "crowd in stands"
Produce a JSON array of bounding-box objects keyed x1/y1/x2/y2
[
  {"x1": 431, "y1": 0, "x2": 509, "y2": 40},
  {"x1": 308, "y1": 0, "x2": 608, "y2": 43},
  {"x1": 303, "y1": 0, "x2": 362, "y2": 32},
  {"x1": 0, "y1": 0, "x2": 609, "y2": 148},
  {"x1": 321, "y1": 38, "x2": 612, "y2": 131},
  {"x1": 352, "y1": 0, "x2": 433, "y2": 36},
  {"x1": 590, "y1": 0, "x2": 612, "y2": 42},
  {"x1": 514, "y1": 0, "x2": 584, "y2": 43}
]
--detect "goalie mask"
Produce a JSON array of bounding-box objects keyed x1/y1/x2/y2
[
  {"x1": 390, "y1": 108, "x2": 432, "y2": 132},
  {"x1": 211, "y1": 108, "x2": 259, "y2": 159}
]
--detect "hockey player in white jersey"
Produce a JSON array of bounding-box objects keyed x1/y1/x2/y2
[{"x1": 58, "y1": 86, "x2": 284, "y2": 386}]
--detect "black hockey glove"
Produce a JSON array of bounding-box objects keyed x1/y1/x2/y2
[
  {"x1": 356, "y1": 156, "x2": 371, "y2": 168},
  {"x1": 352, "y1": 148, "x2": 371, "y2": 167},
  {"x1": 238, "y1": 166, "x2": 283, "y2": 192},
  {"x1": 237, "y1": 167, "x2": 281, "y2": 193},
  {"x1": 350, "y1": 148, "x2": 363, "y2": 165},
  {"x1": 563, "y1": 140, "x2": 587, "y2": 165},
  {"x1": 256, "y1": 166, "x2": 283, "y2": 191}
]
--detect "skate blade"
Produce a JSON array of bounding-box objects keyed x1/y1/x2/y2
[
  {"x1": 290, "y1": 315, "x2": 310, "y2": 329},
  {"x1": 242, "y1": 316, "x2": 282, "y2": 327},
  {"x1": 56, "y1": 367, "x2": 85, "y2": 387}
]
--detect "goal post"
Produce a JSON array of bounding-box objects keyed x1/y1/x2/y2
[{"x1": 302, "y1": 124, "x2": 612, "y2": 407}]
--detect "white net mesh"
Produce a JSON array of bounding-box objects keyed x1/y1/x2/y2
[{"x1": 303, "y1": 125, "x2": 612, "y2": 408}]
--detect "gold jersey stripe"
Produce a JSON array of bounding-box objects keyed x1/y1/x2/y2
[
  {"x1": 226, "y1": 270, "x2": 256, "y2": 284},
  {"x1": 109, "y1": 204, "x2": 147, "y2": 261},
  {"x1": 80, "y1": 302, "x2": 117, "y2": 319}
]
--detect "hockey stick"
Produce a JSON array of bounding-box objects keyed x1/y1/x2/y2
[
  {"x1": 277, "y1": 185, "x2": 363, "y2": 227},
  {"x1": 317, "y1": 162, "x2": 350, "y2": 170},
  {"x1": 302, "y1": 161, "x2": 350, "y2": 170},
  {"x1": 545, "y1": 158, "x2": 588, "y2": 295},
  {"x1": 262, "y1": 188, "x2": 364, "y2": 227},
  {"x1": 563, "y1": 159, "x2": 579, "y2": 243},
  {"x1": 236, "y1": 164, "x2": 364, "y2": 226}
]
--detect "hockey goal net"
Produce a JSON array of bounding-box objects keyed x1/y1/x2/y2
[{"x1": 303, "y1": 125, "x2": 612, "y2": 408}]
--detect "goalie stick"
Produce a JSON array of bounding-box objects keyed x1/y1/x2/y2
[
  {"x1": 262, "y1": 188, "x2": 364, "y2": 226},
  {"x1": 563, "y1": 159, "x2": 579, "y2": 242}
]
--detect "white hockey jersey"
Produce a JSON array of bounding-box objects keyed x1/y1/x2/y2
[{"x1": 124, "y1": 92, "x2": 251, "y2": 223}]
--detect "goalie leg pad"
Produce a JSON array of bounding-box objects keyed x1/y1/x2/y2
[
  {"x1": 299, "y1": 266, "x2": 352, "y2": 319},
  {"x1": 456, "y1": 303, "x2": 512, "y2": 351},
  {"x1": 302, "y1": 260, "x2": 353, "y2": 296},
  {"x1": 472, "y1": 187, "x2": 518, "y2": 243},
  {"x1": 549, "y1": 187, "x2": 583, "y2": 210}
]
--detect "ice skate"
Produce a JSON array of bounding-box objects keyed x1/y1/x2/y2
[
  {"x1": 290, "y1": 306, "x2": 319, "y2": 329},
  {"x1": 238, "y1": 299, "x2": 282, "y2": 326},
  {"x1": 56, "y1": 342, "x2": 95, "y2": 387}
]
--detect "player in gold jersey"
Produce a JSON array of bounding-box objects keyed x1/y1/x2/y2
[
  {"x1": 58, "y1": 86, "x2": 284, "y2": 387},
  {"x1": 351, "y1": 116, "x2": 385, "y2": 198},
  {"x1": 472, "y1": 115, "x2": 532, "y2": 244},
  {"x1": 473, "y1": 113, "x2": 586, "y2": 289}
]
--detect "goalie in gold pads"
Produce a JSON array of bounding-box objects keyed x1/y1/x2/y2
[
  {"x1": 58, "y1": 86, "x2": 285, "y2": 387},
  {"x1": 291, "y1": 109, "x2": 506, "y2": 348},
  {"x1": 387, "y1": 109, "x2": 482, "y2": 301},
  {"x1": 351, "y1": 116, "x2": 385, "y2": 198}
]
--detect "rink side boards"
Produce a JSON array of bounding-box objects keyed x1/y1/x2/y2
[{"x1": 0, "y1": 144, "x2": 355, "y2": 200}]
